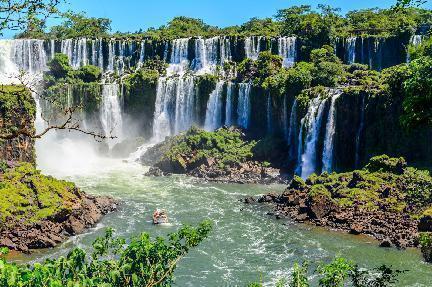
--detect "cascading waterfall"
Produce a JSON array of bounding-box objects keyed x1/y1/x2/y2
[
  {"x1": 225, "y1": 82, "x2": 234, "y2": 126},
  {"x1": 355, "y1": 94, "x2": 366, "y2": 168},
  {"x1": 266, "y1": 92, "x2": 272, "y2": 133},
  {"x1": 245, "y1": 36, "x2": 262, "y2": 60},
  {"x1": 346, "y1": 37, "x2": 356, "y2": 64},
  {"x1": 322, "y1": 90, "x2": 342, "y2": 173},
  {"x1": 237, "y1": 83, "x2": 252, "y2": 129},
  {"x1": 192, "y1": 37, "x2": 219, "y2": 74},
  {"x1": 174, "y1": 77, "x2": 196, "y2": 134},
  {"x1": 278, "y1": 37, "x2": 297, "y2": 68},
  {"x1": 282, "y1": 95, "x2": 289, "y2": 139},
  {"x1": 168, "y1": 38, "x2": 190, "y2": 75},
  {"x1": 297, "y1": 97, "x2": 328, "y2": 179},
  {"x1": 204, "y1": 81, "x2": 225, "y2": 131},
  {"x1": 100, "y1": 83, "x2": 123, "y2": 146},
  {"x1": 108, "y1": 40, "x2": 115, "y2": 72},
  {"x1": 152, "y1": 76, "x2": 196, "y2": 141},
  {"x1": 138, "y1": 40, "x2": 146, "y2": 66},
  {"x1": 407, "y1": 35, "x2": 423, "y2": 62},
  {"x1": 220, "y1": 37, "x2": 232, "y2": 64},
  {"x1": 288, "y1": 99, "x2": 298, "y2": 160}
]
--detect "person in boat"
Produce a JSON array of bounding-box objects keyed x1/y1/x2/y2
[{"x1": 153, "y1": 208, "x2": 168, "y2": 224}]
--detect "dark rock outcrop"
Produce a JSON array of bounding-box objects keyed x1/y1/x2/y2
[{"x1": 0, "y1": 193, "x2": 117, "y2": 253}]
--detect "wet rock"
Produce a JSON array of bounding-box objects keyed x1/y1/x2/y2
[
  {"x1": 380, "y1": 239, "x2": 392, "y2": 248},
  {"x1": 0, "y1": 194, "x2": 118, "y2": 253}
]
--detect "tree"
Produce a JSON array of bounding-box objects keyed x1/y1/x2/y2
[
  {"x1": 49, "y1": 11, "x2": 111, "y2": 38},
  {"x1": 401, "y1": 56, "x2": 432, "y2": 129},
  {"x1": 0, "y1": 222, "x2": 212, "y2": 286},
  {"x1": 0, "y1": 0, "x2": 63, "y2": 36}
]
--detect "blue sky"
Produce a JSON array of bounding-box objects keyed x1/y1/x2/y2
[{"x1": 3, "y1": 0, "x2": 432, "y2": 37}]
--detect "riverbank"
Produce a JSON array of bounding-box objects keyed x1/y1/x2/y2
[
  {"x1": 245, "y1": 155, "x2": 432, "y2": 251},
  {"x1": 0, "y1": 162, "x2": 118, "y2": 253}
]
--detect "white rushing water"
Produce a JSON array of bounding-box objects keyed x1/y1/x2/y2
[
  {"x1": 245, "y1": 36, "x2": 262, "y2": 60},
  {"x1": 346, "y1": 37, "x2": 356, "y2": 64},
  {"x1": 205, "y1": 81, "x2": 225, "y2": 131},
  {"x1": 100, "y1": 83, "x2": 123, "y2": 146},
  {"x1": 288, "y1": 99, "x2": 298, "y2": 160},
  {"x1": 355, "y1": 94, "x2": 367, "y2": 168},
  {"x1": 278, "y1": 37, "x2": 297, "y2": 68},
  {"x1": 237, "y1": 82, "x2": 252, "y2": 129},
  {"x1": 298, "y1": 97, "x2": 328, "y2": 179},
  {"x1": 322, "y1": 90, "x2": 342, "y2": 173},
  {"x1": 407, "y1": 35, "x2": 424, "y2": 62},
  {"x1": 266, "y1": 92, "x2": 272, "y2": 133},
  {"x1": 225, "y1": 82, "x2": 234, "y2": 126},
  {"x1": 152, "y1": 76, "x2": 196, "y2": 142}
]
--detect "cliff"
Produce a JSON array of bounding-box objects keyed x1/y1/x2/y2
[{"x1": 0, "y1": 85, "x2": 36, "y2": 163}]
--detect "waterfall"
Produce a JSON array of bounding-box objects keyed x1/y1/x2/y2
[
  {"x1": 220, "y1": 37, "x2": 232, "y2": 64},
  {"x1": 355, "y1": 94, "x2": 366, "y2": 168},
  {"x1": 139, "y1": 40, "x2": 146, "y2": 65},
  {"x1": 174, "y1": 77, "x2": 196, "y2": 134},
  {"x1": 322, "y1": 90, "x2": 342, "y2": 173},
  {"x1": 346, "y1": 37, "x2": 356, "y2": 64},
  {"x1": 282, "y1": 95, "x2": 289, "y2": 139},
  {"x1": 225, "y1": 82, "x2": 234, "y2": 126},
  {"x1": 288, "y1": 99, "x2": 298, "y2": 160},
  {"x1": 297, "y1": 97, "x2": 328, "y2": 179},
  {"x1": 50, "y1": 39, "x2": 55, "y2": 59},
  {"x1": 192, "y1": 37, "x2": 219, "y2": 74},
  {"x1": 266, "y1": 93, "x2": 272, "y2": 133},
  {"x1": 11, "y1": 39, "x2": 47, "y2": 74},
  {"x1": 205, "y1": 81, "x2": 225, "y2": 131},
  {"x1": 108, "y1": 40, "x2": 115, "y2": 72},
  {"x1": 61, "y1": 39, "x2": 73, "y2": 65},
  {"x1": 237, "y1": 82, "x2": 252, "y2": 129},
  {"x1": 278, "y1": 37, "x2": 296, "y2": 68},
  {"x1": 407, "y1": 35, "x2": 423, "y2": 62},
  {"x1": 167, "y1": 38, "x2": 190, "y2": 76},
  {"x1": 152, "y1": 76, "x2": 196, "y2": 141},
  {"x1": 245, "y1": 36, "x2": 261, "y2": 60},
  {"x1": 100, "y1": 83, "x2": 123, "y2": 145}
]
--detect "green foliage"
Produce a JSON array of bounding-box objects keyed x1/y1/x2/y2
[
  {"x1": 47, "y1": 53, "x2": 72, "y2": 79},
  {"x1": 400, "y1": 56, "x2": 432, "y2": 129},
  {"x1": 292, "y1": 155, "x2": 432, "y2": 214},
  {"x1": 249, "y1": 257, "x2": 403, "y2": 287},
  {"x1": 318, "y1": 257, "x2": 353, "y2": 287},
  {"x1": 345, "y1": 8, "x2": 432, "y2": 37},
  {"x1": 73, "y1": 65, "x2": 102, "y2": 83},
  {"x1": 0, "y1": 85, "x2": 35, "y2": 137},
  {"x1": 290, "y1": 262, "x2": 309, "y2": 287},
  {"x1": 364, "y1": 155, "x2": 407, "y2": 174},
  {"x1": 144, "y1": 16, "x2": 220, "y2": 40},
  {"x1": 163, "y1": 127, "x2": 256, "y2": 168},
  {"x1": 0, "y1": 221, "x2": 212, "y2": 287},
  {"x1": 49, "y1": 11, "x2": 111, "y2": 39},
  {"x1": 237, "y1": 17, "x2": 281, "y2": 37},
  {"x1": 310, "y1": 45, "x2": 344, "y2": 87},
  {"x1": 0, "y1": 162, "x2": 78, "y2": 226}
]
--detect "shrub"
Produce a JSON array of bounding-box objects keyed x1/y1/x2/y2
[
  {"x1": 0, "y1": 221, "x2": 212, "y2": 286},
  {"x1": 47, "y1": 53, "x2": 72, "y2": 79}
]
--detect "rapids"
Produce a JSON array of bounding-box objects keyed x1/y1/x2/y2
[{"x1": 9, "y1": 143, "x2": 432, "y2": 286}]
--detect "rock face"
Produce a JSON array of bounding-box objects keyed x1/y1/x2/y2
[
  {"x1": 0, "y1": 86, "x2": 36, "y2": 163},
  {"x1": 0, "y1": 162, "x2": 118, "y2": 253},
  {"x1": 250, "y1": 156, "x2": 432, "y2": 249},
  {"x1": 256, "y1": 188, "x2": 418, "y2": 248},
  {"x1": 188, "y1": 160, "x2": 286, "y2": 184},
  {"x1": 0, "y1": 193, "x2": 117, "y2": 253},
  {"x1": 141, "y1": 126, "x2": 288, "y2": 184}
]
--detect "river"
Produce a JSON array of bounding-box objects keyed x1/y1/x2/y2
[{"x1": 10, "y1": 138, "x2": 432, "y2": 287}]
